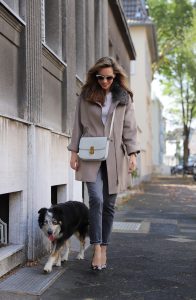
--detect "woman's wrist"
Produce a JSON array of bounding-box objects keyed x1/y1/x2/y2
[
  {"x1": 129, "y1": 152, "x2": 137, "y2": 157},
  {"x1": 71, "y1": 151, "x2": 78, "y2": 158},
  {"x1": 71, "y1": 151, "x2": 77, "y2": 155}
]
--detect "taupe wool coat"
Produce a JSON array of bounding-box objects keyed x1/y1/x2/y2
[{"x1": 68, "y1": 85, "x2": 140, "y2": 194}]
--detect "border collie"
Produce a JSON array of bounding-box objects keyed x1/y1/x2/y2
[{"x1": 38, "y1": 201, "x2": 89, "y2": 273}]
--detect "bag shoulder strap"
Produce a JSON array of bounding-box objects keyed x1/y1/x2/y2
[{"x1": 108, "y1": 107, "x2": 116, "y2": 139}]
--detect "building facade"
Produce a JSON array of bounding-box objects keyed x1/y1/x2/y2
[
  {"x1": 122, "y1": 0, "x2": 157, "y2": 181},
  {"x1": 151, "y1": 96, "x2": 166, "y2": 174},
  {"x1": 0, "y1": 0, "x2": 135, "y2": 276},
  {"x1": 189, "y1": 129, "x2": 196, "y2": 157}
]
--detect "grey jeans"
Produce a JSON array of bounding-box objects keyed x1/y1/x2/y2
[{"x1": 86, "y1": 161, "x2": 117, "y2": 245}]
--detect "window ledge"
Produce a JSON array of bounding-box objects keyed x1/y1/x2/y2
[
  {"x1": 0, "y1": 244, "x2": 23, "y2": 261},
  {"x1": 0, "y1": 1, "x2": 26, "y2": 27},
  {"x1": 42, "y1": 43, "x2": 67, "y2": 71}
]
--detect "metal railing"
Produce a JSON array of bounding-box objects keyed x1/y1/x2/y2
[{"x1": 0, "y1": 218, "x2": 8, "y2": 244}]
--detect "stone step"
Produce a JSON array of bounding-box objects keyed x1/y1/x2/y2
[{"x1": 0, "y1": 244, "x2": 24, "y2": 277}]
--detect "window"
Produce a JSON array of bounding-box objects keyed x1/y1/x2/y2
[
  {"x1": 130, "y1": 60, "x2": 136, "y2": 76},
  {"x1": 51, "y1": 186, "x2": 57, "y2": 205},
  {"x1": 51, "y1": 185, "x2": 67, "y2": 205},
  {"x1": 2, "y1": 0, "x2": 19, "y2": 14},
  {"x1": 0, "y1": 194, "x2": 9, "y2": 245},
  {"x1": 75, "y1": 0, "x2": 86, "y2": 80},
  {"x1": 1, "y1": 0, "x2": 26, "y2": 20},
  {"x1": 41, "y1": 0, "x2": 63, "y2": 58}
]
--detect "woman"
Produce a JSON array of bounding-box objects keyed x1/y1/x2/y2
[{"x1": 68, "y1": 57, "x2": 140, "y2": 270}]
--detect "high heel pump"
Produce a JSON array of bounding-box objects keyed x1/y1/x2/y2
[
  {"x1": 101, "y1": 264, "x2": 107, "y2": 270},
  {"x1": 91, "y1": 264, "x2": 102, "y2": 271}
]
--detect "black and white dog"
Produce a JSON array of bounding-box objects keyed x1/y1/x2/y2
[{"x1": 38, "y1": 201, "x2": 89, "y2": 273}]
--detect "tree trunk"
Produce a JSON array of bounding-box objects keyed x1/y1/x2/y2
[{"x1": 183, "y1": 124, "x2": 189, "y2": 166}]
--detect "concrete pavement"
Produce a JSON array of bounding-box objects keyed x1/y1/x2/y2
[{"x1": 1, "y1": 176, "x2": 196, "y2": 299}]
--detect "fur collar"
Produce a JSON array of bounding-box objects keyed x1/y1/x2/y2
[
  {"x1": 81, "y1": 82, "x2": 130, "y2": 105},
  {"x1": 111, "y1": 82, "x2": 130, "y2": 105}
]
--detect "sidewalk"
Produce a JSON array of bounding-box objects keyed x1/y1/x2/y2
[{"x1": 1, "y1": 176, "x2": 196, "y2": 299}]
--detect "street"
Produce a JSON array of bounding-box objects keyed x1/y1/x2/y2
[{"x1": 1, "y1": 176, "x2": 196, "y2": 300}]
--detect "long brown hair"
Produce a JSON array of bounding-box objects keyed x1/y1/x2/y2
[{"x1": 81, "y1": 57, "x2": 133, "y2": 105}]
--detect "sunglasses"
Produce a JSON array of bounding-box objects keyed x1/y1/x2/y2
[{"x1": 96, "y1": 74, "x2": 114, "y2": 81}]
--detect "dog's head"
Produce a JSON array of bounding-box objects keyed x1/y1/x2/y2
[{"x1": 38, "y1": 206, "x2": 63, "y2": 242}]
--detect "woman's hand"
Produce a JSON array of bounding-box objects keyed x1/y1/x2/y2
[
  {"x1": 128, "y1": 154, "x2": 137, "y2": 174},
  {"x1": 70, "y1": 151, "x2": 79, "y2": 171}
]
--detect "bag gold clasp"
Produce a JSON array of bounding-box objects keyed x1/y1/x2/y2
[{"x1": 89, "y1": 146, "x2": 94, "y2": 155}]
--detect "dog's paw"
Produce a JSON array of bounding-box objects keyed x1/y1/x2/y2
[
  {"x1": 61, "y1": 256, "x2": 68, "y2": 262},
  {"x1": 77, "y1": 253, "x2": 84, "y2": 260},
  {"x1": 61, "y1": 253, "x2": 69, "y2": 262},
  {"x1": 55, "y1": 261, "x2": 61, "y2": 267},
  {"x1": 43, "y1": 266, "x2": 52, "y2": 273},
  {"x1": 43, "y1": 262, "x2": 53, "y2": 273}
]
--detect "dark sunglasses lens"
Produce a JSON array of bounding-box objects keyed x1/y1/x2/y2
[
  {"x1": 96, "y1": 75, "x2": 113, "y2": 81},
  {"x1": 96, "y1": 75, "x2": 104, "y2": 80},
  {"x1": 106, "y1": 76, "x2": 114, "y2": 81}
]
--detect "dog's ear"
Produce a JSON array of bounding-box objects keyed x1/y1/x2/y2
[
  {"x1": 38, "y1": 208, "x2": 47, "y2": 215},
  {"x1": 38, "y1": 208, "x2": 48, "y2": 228}
]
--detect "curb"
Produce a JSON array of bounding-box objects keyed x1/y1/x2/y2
[{"x1": 116, "y1": 184, "x2": 144, "y2": 206}]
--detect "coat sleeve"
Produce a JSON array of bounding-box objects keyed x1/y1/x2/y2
[
  {"x1": 67, "y1": 96, "x2": 83, "y2": 153},
  {"x1": 122, "y1": 97, "x2": 140, "y2": 155}
]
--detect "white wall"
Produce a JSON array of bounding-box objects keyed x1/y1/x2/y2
[
  {"x1": 0, "y1": 117, "x2": 27, "y2": 194},
  {"x1": 0, "y1": 116, "x2": 70, "y2": 259},
  {"x1": 129, "y1": 26, "x2": 153, "y2": 180}
]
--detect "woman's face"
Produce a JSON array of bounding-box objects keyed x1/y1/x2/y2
[{"x1": 96, "y1": 67, "x2": 115, "y2": 93}]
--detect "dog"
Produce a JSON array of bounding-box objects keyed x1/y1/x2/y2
[{"x1": 38, "y1": 201, "x2": 89, "y2": 273}]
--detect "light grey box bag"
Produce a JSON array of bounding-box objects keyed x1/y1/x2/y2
[{"x1": 78, "y1": 107, "x2": 116, "y2": 161}]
